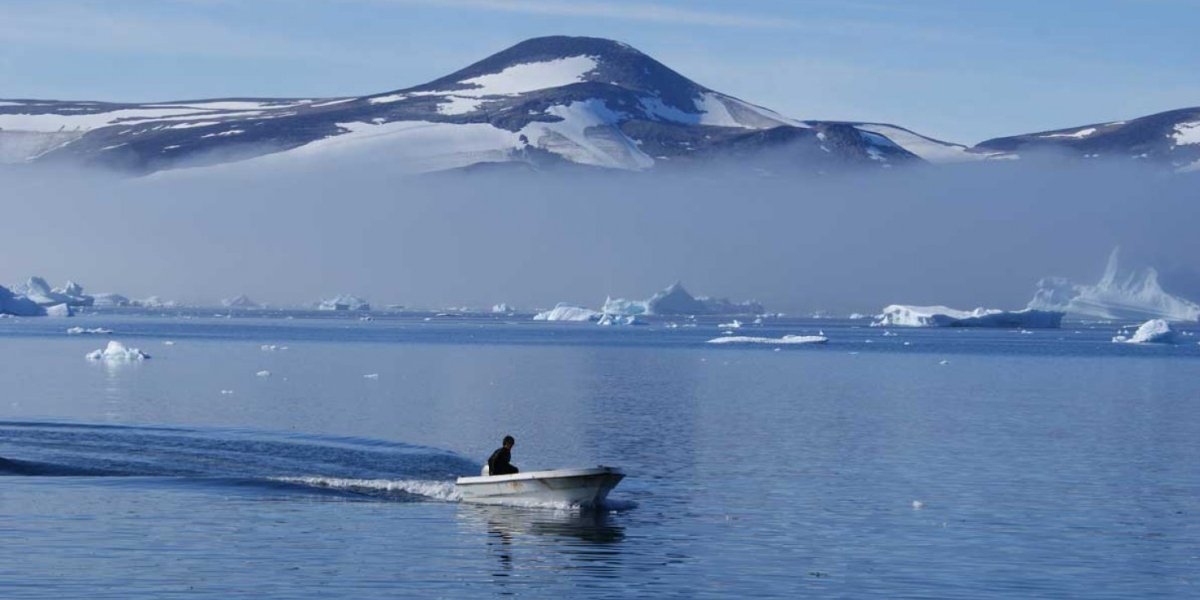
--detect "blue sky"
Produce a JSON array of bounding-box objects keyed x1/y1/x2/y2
[{"x1": 1, "y1": 0, "x2": 1197, "y2": 143}]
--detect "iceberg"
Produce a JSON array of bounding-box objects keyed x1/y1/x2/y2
[
  {"x1": 533, "y1": 303, "x2": 601, "y2": 322},
  {"x1": 0, "y1": 285, "x2": 46, "y2": 316},
  {"x1": 11, "y1": 277, "x2": 94, "y2": 307},
  {"x1": 707, "y1": 335, "x2": 829, "y2": 345},
  {"x1": 92, "y1": 293, "x2": 132, "y2": 307},
  {"x1": 131, "y1": 296, "x2": 177, "y2": 308},
  {"x1": 1028, "y1": 249, "x2": 1200, "y2": 322},
  {"x1": 1112, "y1": 319, "x2": 1176, "y2": 344},
  {"x1": 222, "y1": 294, "x2": 260, "y2": 308},
  {"x1": 875, "y1": 305, "x2": 1064, "y2": 328},
  {"x1": 67, "y1": 327, "x2": 112, "y2": 335},
  {"x1": 491, "y1": 303, "x2": 512, "y2": 313},
  {"x1": 45, "y1": 303, "x2": 73, "y2": 317},
  {"x1": 318, "y1": 294, "x2": 370, "y2": 311},
  {"x1": 602, "y1": 282, "x2": 765, "y2": 316},
  {"x1": 86, "y1": 340, "x2": 150, "y2": 361}
]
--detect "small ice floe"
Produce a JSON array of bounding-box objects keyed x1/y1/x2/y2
[
  {"x1": 85, "y1": 341, "x2": 150, "y2": 361},
  {"x1": 707, "y1": 335, "x2": 828, "y2": 345},
  {"x1": 882, "y1": 331, "x2": 897, "y2": 337},
  {"x1": 359, "y1": 315, "x2": 373, "y2": 321},
  {"x1": 1018, "y1": 329, "x2": 1034, "y2": 335},
  {"x1": 220, "y1": 389, "x2": 235, "y2": 395},
  {"x1": 363, "y1": 373, "x2": 380, "y2": 379},
  {"x1": 1113, "y1": 319, "x2": 1176, "y2": 344},
  {"x1": 903, "y1": 341, "x2": 911, "y2": 346},
  {"x1": 163, "y1": 340, "x2": 175, "y2": 346},
  {"x1": 260, "y1": 344, "x2": 289, "y2": 351},
  {"x1": 939, "y1": 360, "x2": 950, "y2": 365},
  {"x1": 717, "y1": 319, "x2": 742, "y2": 329},
  {"x1": 912, "y1": 500, "x2": 925, "y2": 510},
  {"x1": 67, "y1": 327, "x2": 113, "y2": 335},
  {"x1": 256, "y1": 370, "x2": 271, "y2": 377}
]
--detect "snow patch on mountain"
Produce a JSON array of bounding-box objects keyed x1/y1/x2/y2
[
  {"x1": 1042, "y1": 127, "x2": 1098, "y2": 139},
  {"x1": 1172, "y1": 122, "x2": 1200, "y2": 146},
  {"x1": 854, "y1": 124, "x2": 989, "y2": 163},
  {"x1": 456, "y1": 55, "x2": 598, "y2": 96}
]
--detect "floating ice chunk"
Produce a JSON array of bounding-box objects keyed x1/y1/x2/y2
[
  {"x1": 875, "y1": 305, "x2": 1063, "y2": 328},
  {"x1": 67, "y1": 327, "x2": 112, "y2": 335},
  {"x1": 163, "y1": 340, "x2": 175, "y2": 346},
  {"x1": 363, "y1": 373, "x2": 380, "y2": 379},
  {"x1": 45, "y1": 303, "x2": 74, "y2": 317},
  {"x1": 597, "y1": 313, "x2": 645, "y2": 326},
  {"x1": 256, "y1": 370, "x2": 271, "y2": 377},
  {"x1": 718, "y1": 319, "x2": 743, "y2": 329},
  {"x1": 220, "y1": 390, "x2": 234, "y2": 395},
  {"x1": 491, "y1": 303, "x2": 511, "y2": 313},
  {"x1": 706, "y1": 335, "x2": 829, "y2": 345},
  {"x1": 533, "y1": 303, "x2": 601, "y2": 322},
  {"x1": 318, "y1": 294, "x2": 370, "y2": 311},
  {"x1": 86, "y1": 340, "x2": 150, "y2": 361},
  {"x1": 912, "y1": 500, "x2": 925, "y2": 510},
  {"x1": 939, "y1": 360, "x2": 950, "y2": 365},
  {"x1": 1112, "y1": 319, "x2": 1176, "y2": 344}
]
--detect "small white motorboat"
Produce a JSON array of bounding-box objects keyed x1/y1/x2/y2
[{"x1": 455, "y1": 465, "x2": 624, "y2": 507}]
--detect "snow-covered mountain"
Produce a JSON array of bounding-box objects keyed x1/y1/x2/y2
[
  {"x1": 976, "y1": 107, "x2": 1200, "y2": 172},
  {"x1": 1, "y1": 36, "x2": 1196, "y2": 175},
  {"x1": 0, "y1": 36, "x2": 921, "y2": 175}
]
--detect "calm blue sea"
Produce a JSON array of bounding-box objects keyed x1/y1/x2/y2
[{"x1": 1, "y1": 311, "x2": 1198, "y2": 598}]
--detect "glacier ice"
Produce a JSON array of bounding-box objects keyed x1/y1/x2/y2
[
  {"x1": 0, "y1": 285, "x2": 46, "y2": 316},
  {"x1": 11, "y1": 276, "x2": 94, "y2": 307},
  {"x1": 318, "y1": 294, "x2": 370, "y2": 311},
  {"x1": 533, "y1": 303, "x2": 601, "y2": 322},
  {"x1": 86, "y1": 340, "x2": 150, "y2": 361},
  {"x1": 1027, "y1": 249, "x2": 1200, "y2": 322},
  {"x1": 602, "y1": 282, "x2": 764, "y2": 316},
  {"x1": 875, "y1": 305, "x2": 1064, "y2": 328},
  {"x1": 1112, "y1": 319, "x2": 1176, "y2": 344}
]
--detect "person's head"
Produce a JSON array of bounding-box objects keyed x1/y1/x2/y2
[{"x1": 502, "y1": 435, "x2": 515, "y2": 449}]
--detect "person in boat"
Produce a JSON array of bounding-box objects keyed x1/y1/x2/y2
[{"x1": 487, "y1": 435, "x2": 519, "y2": 475}]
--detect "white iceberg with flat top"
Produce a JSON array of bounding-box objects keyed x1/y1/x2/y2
[
  {"x1": 875, "y1": 305, "x2": 1064, "y2": 328},
  {"x1": 1028, "y1": 249, "x2": 1200, "y2": 322},
  {"x1": 707, "y1": 335, "x2": 829, "y2": 345},
  {"x1": 1112, "y1": 319, "x2": 1176, "y2": 344},
  {"x1": 86, "y1": 341, "x2": 150, "y2": 361}
]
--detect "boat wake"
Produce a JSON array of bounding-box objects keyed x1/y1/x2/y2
[{"x1": 0, "y1": 420, "x2": 479, "y2": 502}]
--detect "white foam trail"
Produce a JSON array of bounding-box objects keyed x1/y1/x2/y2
[{"x1": 276, "y1": 476, "x2": 463, "y2": 501}]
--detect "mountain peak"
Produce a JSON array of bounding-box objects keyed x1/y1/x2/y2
[{"x1": 416, "y1": 36, "x2": 705, "y2": 107}]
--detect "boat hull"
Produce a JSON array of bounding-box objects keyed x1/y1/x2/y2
[{"x1": 455, "y1": 466, "x2": 624, "y2": 507}]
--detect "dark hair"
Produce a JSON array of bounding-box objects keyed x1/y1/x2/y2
[{"x1": 503, "y1": 435, "x2": 515, "y2": 445}]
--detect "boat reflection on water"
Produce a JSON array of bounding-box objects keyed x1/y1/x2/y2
[{"x1": 457, "y1": 503, "x2": 628, "y2": 579}]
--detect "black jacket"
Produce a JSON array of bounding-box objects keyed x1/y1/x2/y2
[{"x1": 487, "y1": 447, "x2": 518, "y2": 475}]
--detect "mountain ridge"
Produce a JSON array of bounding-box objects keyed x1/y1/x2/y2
[{"x1": 0, "y1": 35, "x2": 1195, "y2": 175}]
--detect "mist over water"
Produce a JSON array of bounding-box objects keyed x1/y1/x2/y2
[{"x1": 1, "y1": 159, "x2": 1197, "y2": 313}]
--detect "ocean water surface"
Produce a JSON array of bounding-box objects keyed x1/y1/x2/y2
[{"x1": 1, "y1": 311, "x2": 1197, "y2": 598}]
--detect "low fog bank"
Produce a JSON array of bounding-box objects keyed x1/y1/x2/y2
[{"x1": 0, "y1": 159, "x2": 1196, "y2": 314}]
